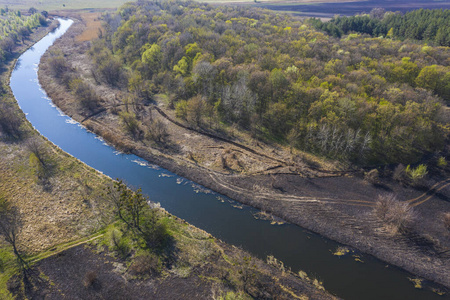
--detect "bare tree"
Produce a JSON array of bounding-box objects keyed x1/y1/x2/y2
[
  {"x1": 146, "y1": 118, "x2": 168, "y2": 143},
  {"x1": 26, "y1": 137, "x2": 47, "y2": 168},
  {"x1": 0, "y1": 37, "x2": 16, "y2": 56},
  {"x1": 48, "y1": 55, "x2": 70, "y2": 78},
  {"x1": 0, "y1": 102, "x2": 23, "y2": 139}
]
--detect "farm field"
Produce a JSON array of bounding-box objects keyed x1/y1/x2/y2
[
  {"x1": 0, "y1": 0, "x2": 132, "y2": 10},
  {"x1": 258, "y1": 0, "x2": 450, "y2": 18}
]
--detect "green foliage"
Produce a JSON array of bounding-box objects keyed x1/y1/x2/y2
[
  {"x1": 94, "y1": 1, "x2": 449, "y2": 166},
  {"x1": 173, "y1": 56, "x2": 189, "y2": 76},
  {"x1": 142, "y1": 43, "x2": 162, "y2": 73},
  {"x1": 0, "y1": 9, "x2": 45, "y2": 65},
  {"x1": 313, "y1": 9, "x2": 450, "y2": 46},
  {"x1": 107, "y1": 180, "x2": 169, "y2": 249},
  {"x1": 437, "y1": 156, "x2": 447, "y2": 168},
  {"x1": 175, "y1": 100, "x2": 188, "y2": 120},
  {"x1": 405, "y1": 164, "x2": 428, "y2": 183},
  {"x1": 217, "y1": 291, "x2": 251, "y2": 300},
  {"x1": 119, "y1": 111, "x2": 141, "y2": 138},
  {"x1": 109, "y1": 228, "x2": 131, "y2": 259}
]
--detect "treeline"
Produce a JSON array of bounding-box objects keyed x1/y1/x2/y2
[
  {"x1": 85, "y1": 0, "x2": 448, "y2": 165},
  {"x1": 0, "y1": 8, "x2": 48, "y2": 142},
  {"x1": 0, "y1": 8, "x2": 47, "y2": 65},
  {"x1": 312, "y1": 8, "x2": 450, "y2": 47}
]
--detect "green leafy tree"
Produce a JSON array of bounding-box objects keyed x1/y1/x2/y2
[
  {"x1": 107, "y1": 180, "x2": 168, "y2": 248},
  {"x1": 142, "y1": 43, "x2": 162, "y2": 76}
]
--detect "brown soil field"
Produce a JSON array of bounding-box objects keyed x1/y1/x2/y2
[{"x1": 38, "y1": 18, "x2": 450, "y2": 289}]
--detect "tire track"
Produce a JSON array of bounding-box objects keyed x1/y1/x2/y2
[{"x1": 209, "y1": 173, "x2": 450, "y2": 208}]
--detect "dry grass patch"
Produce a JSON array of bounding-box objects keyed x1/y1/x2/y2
[
  {"x1": 76, "y1": 12, "x2": 103, "y2": 42},
  {"x1": 0, "y1": 137, "x2": 112, "y2": 253}
]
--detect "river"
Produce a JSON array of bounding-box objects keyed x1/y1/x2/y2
[{"x1": 9, "y1": 19, "x2": 447, "y2": 300}]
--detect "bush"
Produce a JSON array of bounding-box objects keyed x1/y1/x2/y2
[
  {"x1": 140, "y1": 210, "x2": 169, "y2": 248},
  {"x1": 175, "y1": 100, "x2": 188, "y2": 120},
  {"x1": 393, "y1": 164, "x2": 406, "y2": 183},
  {"x1": 119, "y1": 111, "x2": 142, "y2": 138},
  {"x1": 0, "y1": 102, "x2": 22, "y2": 139},
  {"x1": 83, "y1": 271, "x2": 98, "y2": 288},
  {"x1": 364, "y1": 169, "x2": 379, "y2": 184},
  {"x1": 129, "y1": 252, "x2": 162, "y2": 276},
  {"x1": 48, "y1": 55, "x2": 70, "y2": 78},
  {"x1": 437, "y1": 156, "x2": 447, "y2": 168},
  {"x1": 110, "y1": 229, "x2": 130, "y2": 259},
  {"x1": 405, "y1": 164, "x2": 428, "y2": 186},
  {"x1": 374, "y1": 194, "x2": 416, "y2": 233},
  {"x1": 69, "y1": 78, "x2": 100, "y2": 111},
  {"x1": 146, "y1": 118, "x2": 168, "y2": 143}
]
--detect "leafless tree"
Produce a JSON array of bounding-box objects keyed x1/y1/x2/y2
[
  {"x1": 0, "y1": 102, "x2": 23, "y2": 139},
  {"x1": 26, "y1": 137, "x2": 46, "y2": 168}
]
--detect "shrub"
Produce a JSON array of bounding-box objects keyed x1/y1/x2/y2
[
  {"x1": 48, "y1": 55, "x2": 70, "y2": 78},
  {"x1": 140, "y1": 210, "x2": 169, "y2": 248},
  {"x1": 129, "y1": 252, "x2": 162, "y2": 276},
  {"x1": 374, "y1": 194, "x2": 415, "y2": 233},
  {"x1": 146, "y1": 118, "x2": 168, "y2": 143},
  {"x1": 69, "y1": 78, "x2": 99, "y2": 111},
  {"x1": 119, "y1": 111, "x2": 142, "y2": 139},
  {"x1": 110, "y1": 229, "x2": 130, "y2": 259},
  {"x1": 175, "y1": 100, "x2": 188, "y2": 120},
  {"x1": 364, "y1": 169, "x2": 379, "y2": 184},
  {"x1": 393, "y1": 164, "x2": 406, "y2": 183},
  {"x1": 437, "y1": 156, "x2": 447, "y2": 168},
  {"x1": 0, "y1": 102, "x2": 22, "y2": 139},
  {"x1": 405, "y1": 164, "x2": 428, "y2": 186},
  {"x1": 83, "y1": 271, "x2": 98, "y2": 288}
]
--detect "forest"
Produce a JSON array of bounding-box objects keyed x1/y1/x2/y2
[
  {"x1": 312, "y1": 8, "x2": 450, "y2": 47},
  {"x1": 0, "y1": 8, "x2": 47, "y2": 65},
  {"x1": 59, "y1": 0, "x2": 450, "y2": 166}
]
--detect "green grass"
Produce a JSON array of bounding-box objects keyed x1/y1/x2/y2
[
  {"x1": 0, "y1": 0, "x2": 135, "y2": 11},
  {"x1": 0, "y1": 246, "x2": 18, "y2": 300}
]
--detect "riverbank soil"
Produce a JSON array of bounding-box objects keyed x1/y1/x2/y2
[
  {"x1": 1, "y1": 17, "x2": 336, "y2": 300},
  {"x1": 38, "y1": 16, "x2": 450, "y2": 290}
]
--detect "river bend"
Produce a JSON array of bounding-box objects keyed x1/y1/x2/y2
[{"x1": 9, "y1": 19, "x2": 447, "y2": 300}]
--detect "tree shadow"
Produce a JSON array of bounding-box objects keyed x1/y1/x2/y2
[{"x1": 373, "y1": 183, "x2": 393, "y2": 192}]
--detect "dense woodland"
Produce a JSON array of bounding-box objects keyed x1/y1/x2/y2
[
  {"x1": 0, "y1": 8, "x2": 47, "y2": 65},
  {"x1": 0, "y1": 8, "x2": 47, "y2": 141},
  {"x1": 312, "y1": 8, "x2": 450, "y2": 47},
  {"x1": 63, "y1": 1, "x2": 450, "y2": 166}
]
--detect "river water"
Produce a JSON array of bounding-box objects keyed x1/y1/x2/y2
[{"x1": 9, "y1": 19, "x2": 447, "y2": 300}]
